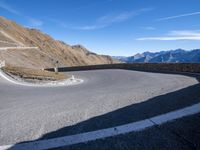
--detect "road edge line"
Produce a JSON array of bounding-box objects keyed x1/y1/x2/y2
[{"x1": 0, "y1": 102, "x2": 200, "y2": 150}]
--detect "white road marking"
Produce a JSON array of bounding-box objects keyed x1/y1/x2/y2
[
  {"x1": 150, "y1": 103, "x2": 200, "y2": 125},
  {"x1": 0, "y1": 102, "x2": 200, "y2": 150},
  {"x1": 0, "y1": 69, "x2": 83, "y2": 87}
]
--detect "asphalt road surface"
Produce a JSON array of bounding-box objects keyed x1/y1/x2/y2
[
  {"x1": 0, "y1": 69, "x2": 199, "y2": 146},
  {"x1": 67, "y1": 112, "x2": 200, "y2": 150}
]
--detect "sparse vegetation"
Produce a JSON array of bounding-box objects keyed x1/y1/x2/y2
[{"x1": 2, "y1": 64, "x2": 68, "y2": 81}]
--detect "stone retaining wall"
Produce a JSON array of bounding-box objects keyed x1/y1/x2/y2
[{"x1": 46, "y1": 63, "x2": 200, "y2": 73}]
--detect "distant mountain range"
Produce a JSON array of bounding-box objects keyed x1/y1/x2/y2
[{"x1": 113, "y1": 49, "x2": 200, "y2": 63}]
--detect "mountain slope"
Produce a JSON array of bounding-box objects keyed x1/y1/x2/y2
[
  {"x1": 0, "y1": 16, "x2": 119, "y2": 69},
  {"x1": 113, "y1": 49, "x2": 200, "y2": 63}
]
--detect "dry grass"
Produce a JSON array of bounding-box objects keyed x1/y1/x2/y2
[{"x1": 2, "y1": 64, "x2": 68, "y2": 81}]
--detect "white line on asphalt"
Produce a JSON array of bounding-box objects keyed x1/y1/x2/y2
[
  {"x1": 0, "y1": 69, "x2": 83, "y2": 87},
  {"x1": 0, "y1": 102, "x2": 200, "y2": 150}
]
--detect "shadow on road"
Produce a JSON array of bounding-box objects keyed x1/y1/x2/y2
[{"x1": 7, "y1": 73, "x2": 200, "y2": 150}]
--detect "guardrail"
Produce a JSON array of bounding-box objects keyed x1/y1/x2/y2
[{"x1": 45, "y1": 63, "x2": 200, "y2": 74}]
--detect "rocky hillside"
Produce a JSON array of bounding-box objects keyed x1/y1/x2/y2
[
  {"x1": 113, "y1": 49, "x2": 200, "y2": 63},
  {"x1": 0, "y1": 16, "x2": 119, "y2": 69}
]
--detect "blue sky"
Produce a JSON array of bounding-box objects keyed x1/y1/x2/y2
[{"x1": 0, "y1": 0, "x2": 200, "y2": 56}]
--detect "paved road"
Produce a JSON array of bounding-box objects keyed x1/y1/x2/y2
[
  {"x1": 0, "y1": 69, "x2": 199, "y2": 146},
  {"x1": 67, "y1": 112, "x2": 200, "y2": 150}
]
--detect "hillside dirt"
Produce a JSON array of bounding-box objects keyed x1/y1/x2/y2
[
  {"x1": 2, "y1": 64, "x2": 68, "y2": 81},
  {"x1": 0, "y1": 16, "x2": 120, "y2": 70}
]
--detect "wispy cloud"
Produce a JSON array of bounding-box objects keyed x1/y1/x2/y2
[
  {"x1": 0, "y1": 0, "x2": 20, "y2": 15},
  {"x1": 74, "y1": 25, "x2": 107, "y2": 30},
  {"x1": 48, "y1": 7, "x2": 153, "y2": 31},
  {"x1": 49, "y1": 18, "x2": 106, "y2": 30},
  {"x1": 27, "y1": 18, "x2": 43, "y2": 27},
  {"x1": 193, "y1": 24, "x2": 200, "y2": 27},
  {"x1": 48, "y1": 19, "x2": 70, "y2": 28},
  {"x1": 140, "y1": 26, "x2": 156, "y2": 30},
  {"x1": 157, "y1": 11, "x2": 200, "y2": 21},
  {"x1": 72, "y1": 0, "x2": 112, "y2": 12},
  {"x1": 0, "y1": 0, "x2": 43, "y2": 28},
  {"x1": 137, "y1": 30, "x2": 200, "y2": 41},
  {"x1": 74, "y1": 7, "x2": 154, "y2": 30},
  {"x1": 98, "y1": 8, "x2": 153, "y2": 24}
]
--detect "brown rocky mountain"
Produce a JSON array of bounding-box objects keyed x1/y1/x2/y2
[{"x1": 0, "y1": 16, "x2": 119, "y2": 69}]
